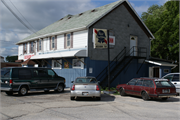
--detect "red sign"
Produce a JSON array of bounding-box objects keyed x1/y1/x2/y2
[{"x1": 24, "y1": 55, "x2": 34, "y2": 59}]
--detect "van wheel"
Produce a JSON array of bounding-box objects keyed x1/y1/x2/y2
[
  {"x1": 5, "y1": 91, "x2": 13, "y2": 95},
  {"x1": 56, "y1": 84, "x2": 64, "y2": 93},
  {"x1": 18, "y1": 86, "x2": 28, "y2": 96},
  {"x1": 141, "y1": 91, "x2": 149, "y2": 100}
]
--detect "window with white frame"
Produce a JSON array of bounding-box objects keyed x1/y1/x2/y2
[
  {"x1": 66, "y1": 33, "x2": 71, "y2": 47},
  {"x1": 52, "y1": 36, "x2": 55, "y2": 49},
  {"x1": 39, "y1": 40, "x2": 42, "y2": 51},
  {"x1": 30, "y1": 42, "x2": 34, "y2": 53},
  {"x1": 52, "y1": 60, "x2": 62, "y2": 69},
  {"x1": 73, "y1": 58, "x2": 84, "y2": 69}
]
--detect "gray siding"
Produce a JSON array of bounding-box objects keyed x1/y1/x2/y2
[{"x1": 88, "y1": 4, "x2": 150, "y2": 61}]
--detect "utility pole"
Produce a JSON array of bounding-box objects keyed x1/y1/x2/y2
[{"x1": 107, "y1": 30, "x2": 110, "y2": 93}]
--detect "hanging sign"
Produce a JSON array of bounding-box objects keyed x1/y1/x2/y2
[{"x1": 93, "y1": 28, "x2": 108, "y2": 48}]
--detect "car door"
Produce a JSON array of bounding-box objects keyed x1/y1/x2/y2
[
  {"x1": 47, "y1": 69, "x2": 59, "y2": 88},
  {"x1": 133, "y1": 80, "x2": 143, "y2": 96},
  {"x1": 125, "y1": 79, "x2": 137, "y2": 94},
  {"x1": 171, "y1": 74, "x2": 180, "y2": 93},
  {"x1": 142, "y1": 80, "x2": 155, "y2": 96},
  {"x1": 34, "y1": 69, "x2": 48, "y2": 89}
]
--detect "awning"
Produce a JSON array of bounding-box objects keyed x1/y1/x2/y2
[
  {"x1": 30, "y1": 50, "x2": 87, "y2": 60},
  {"x1": 145, "y1": 60, "x2": 177, "y2": 67}
]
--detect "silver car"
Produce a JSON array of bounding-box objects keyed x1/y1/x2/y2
[{"x1": 70, "y1": 77, "x2": 101, "y2": 100}]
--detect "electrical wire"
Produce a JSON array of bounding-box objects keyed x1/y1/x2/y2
[
  {"x1": 1, "y1": 0, "x2": 36, "y2": 34},
  {"x1": 9, "y1": 0, "x2": 37, "y2": 34}
]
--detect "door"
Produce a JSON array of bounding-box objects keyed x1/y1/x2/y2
[
  {"x1": 47, "y1": 69, "x2": 58, "y2": 88},
  {"x1": 33, "y1": 69, "x2": 48, "y2": 89},
  {"x1": 153, "y1": 67, "x2": 159, "y2": 78},
  {"x1": 171, "y1": 74, "x2": 180, "y2": 93},
  {"x1": 125, "y1": 79, "x2": 137, "y2": 94},
  {"x1": 130, "y1": 36, "x2": 138, "y2": 56},
  {"x1": 133, "y1": 80, "x2": 143, "y2": 96}
]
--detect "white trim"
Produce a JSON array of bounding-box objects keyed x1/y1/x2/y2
[
  {"x1": 52, "y1": 59, "x2": 62, "y2": 69},
  {"x1": 145, "y1": 60, "x2": 177, "y2": 67},
  {"x1": 72, "y1": 58, "x2": 84, "y2": 69}
]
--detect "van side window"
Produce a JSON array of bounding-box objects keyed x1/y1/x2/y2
[
  {"x1": 12, "y1": 69, "x2": 19, "y2": 78},
  {"x1": 19, "y1": 69, "x2": 32, "y2": 79},
  {"x1": 33, "y1": 69, "x2": 47, "y2": 78},
  {"x1": 48, "y1": 70, "x2": 55, "y2": 78}
]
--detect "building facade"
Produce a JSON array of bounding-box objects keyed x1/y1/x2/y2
[{"x1": 16, "y1": 0, "x2": 176, "y2": 87}]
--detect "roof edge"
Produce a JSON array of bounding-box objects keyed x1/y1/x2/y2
[{"x1": 16, "y1": 26, "x2": 87, "y2": 45}]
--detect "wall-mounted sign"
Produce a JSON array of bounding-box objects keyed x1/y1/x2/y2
[
  {"x1": 64, "y1": 62, "x2": 69, "y2": 69},
  {"x1": 24, "y1": 54, "x2": 34, "y2": 60},
  {"x1": 109, "y1": 36, "x2": 115, "y2": 45},
  {"x1": 93, "y1": 28, "x2": 108, "y2": 48}
]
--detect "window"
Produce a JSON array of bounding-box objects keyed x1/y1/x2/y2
[
  {"x1": 33, "y1": 69, "x2": 47, "y2": 78},
  {"x1": 39, "y1": 40, "x2": 42, "y2": 51},
  {"x1": 143, "y1": 80, "x2": 154, "y2": 87},
  {"x1": 47, "y1": 69, "x2": 55, "y2": 78},
  {"x1": 172, "y1": 74, "x2": 180, "y2": 81},
  {"x1": 52, "y1": 37, "x2": 55, "y2": 49},
  {"x1": 24, "y1": 43, "x2": 27, "y2": 54},
  {"x1": 164, "y1": 69, "x2": 169, "y2": 73},
  {"x1": 66, "y1": 33, "x2": 71, "y2": 47},
  {"x1": 1, "y1": 68, "x2": 11, "y2": 78},
  {"x1": 155, "y1": 81, "x2": 173, "y2": 87},
  {"x1": 135, "y1": 80, "x2": 143, "y2": 86},
  {"x1": 72, "y1": 58, "x2": 84, "y2": 69},
  {"x1": 31, "y1": 42, "x2": 34, "y2": 53},
  {"x1": 164, "y1": 74, "x2": 174, "y2": 81},
  {"x1": 19, "y1": 69, "x2": 31, "y2": 79},
  {"x1": 75, "y1": 78, "x2": 97, "y2": 83},
  {"x1": 128, "y1": 79, "x2": 137, "y2": 85},
  {"x1": 52, "y1": 60, "x2": 62, "y2": 69}
]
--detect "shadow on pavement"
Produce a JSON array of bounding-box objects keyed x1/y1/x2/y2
[{"x1": 74, "y1": 94, "x2": 115, "y2": 102}]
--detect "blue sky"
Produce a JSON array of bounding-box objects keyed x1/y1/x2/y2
[{"x1": 0, "y1": 0, "x2": 168, "y2": 58}]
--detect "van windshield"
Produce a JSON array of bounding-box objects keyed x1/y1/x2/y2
[{"x1": 1, "y1": 68, "x2": 11, "y2": 78}]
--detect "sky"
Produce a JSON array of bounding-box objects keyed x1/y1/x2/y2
[{"x1": 0, "y1": 0, "x2": 169, "y2": 59}]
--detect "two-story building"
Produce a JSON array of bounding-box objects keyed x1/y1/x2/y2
[{"x1": 16, "y1": 0, "x2": 177, "y2": 87}]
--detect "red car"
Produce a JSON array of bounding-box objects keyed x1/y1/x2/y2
[{"x1": 116, "y1": 78, "x2": 177, "y2": 100}]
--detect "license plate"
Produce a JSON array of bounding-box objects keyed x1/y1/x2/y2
[
  {"x1": 162, "y1": 89, "x2": 170, "y2": 93},
  {"x1": 82, "y1": 92, "x2": 88, "y2": 95}
]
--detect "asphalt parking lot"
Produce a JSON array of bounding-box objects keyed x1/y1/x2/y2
[{"x1": 0, "y1": 88, "x2": 180, "y2": 120}]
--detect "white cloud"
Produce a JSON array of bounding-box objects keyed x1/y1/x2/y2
[
  {"x1": 0, "y1": 0, "x2": 96, "y2": 57},
  {"x1": 130, "y1": 2, "x2": 149, "y2": 16}
]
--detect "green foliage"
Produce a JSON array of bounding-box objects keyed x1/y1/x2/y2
[
  {"x1": 141, "y1": 1, "x2": 179, "y2": 71},
  {"x1": 6, "y1": 56, "x2": 18, "y2": 62}
]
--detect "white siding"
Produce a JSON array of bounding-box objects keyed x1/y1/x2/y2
[
  {"x1": 57, "y1": 35, "x2": 64, "y2": 50},
  {"x1": 73, "y1": 30, "x2": 88, "y2": 48},
  {"x1": 43, "y1": 38, "x2": 48, "y2": 52},
  {"x1": 18, "y1": 44, "x2": 23, "y2": 60},
  {"x1": 47, "y1": 37, "x2": 50, "y2": 51}
]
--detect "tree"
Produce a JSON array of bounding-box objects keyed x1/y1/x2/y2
[
  {"x1": 6, "y1": 56, "x2": 18, "y2": 62},
  {"x1": 141, "y1": 1, "x2": 179, "y2": 72}
]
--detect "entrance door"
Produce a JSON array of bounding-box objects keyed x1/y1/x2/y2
[
  {"x1": 153, "y1": 67, "x2": 159, "y2": 78},
  {"x1": 130, "y1": 36, "x2": 138, "y2": 56}
]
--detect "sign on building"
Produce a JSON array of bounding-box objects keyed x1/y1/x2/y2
[
  {"x1": 93, "y1": 28, "x2": 115, "y2": 48},
  {"x1": 93, "y1": 28, "x2": 108, "y2": 48}
]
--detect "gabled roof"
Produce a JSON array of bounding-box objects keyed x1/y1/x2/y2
[{"x1": 16, "y1": 0, "x2": 154, "y2": 45}]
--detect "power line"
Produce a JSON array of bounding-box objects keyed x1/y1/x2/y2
[
  {"x1": 9, "y1": 0, "x2": 37, "y2": 34},
  {"x1": 1, "y1": 0, "x2": 36, "y2": 34}
]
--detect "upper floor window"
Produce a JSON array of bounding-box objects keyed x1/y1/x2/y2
[
  {"x1": 39, "y1": 40, "x2": 42, "y2": 51},
  {"x1": 30, "y1": 42, "x2": 34, "y2": 53},
  {"x1": 52, "y1": 36, "x2": 55, "y2": 49},
  {"x1": 66, "y1": 33, "x2": 71, "y2": 47},
  {"x1": 23, "y1": 43, "x2": 27, "y2": 54}
]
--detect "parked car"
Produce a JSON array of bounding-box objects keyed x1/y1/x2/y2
[
  {"x1": 162, "y1": 73, "x2": 180, "y2": 95},
  {"x1": 116, "y1": 78, "x2": 177, "y2": 100},
  {"x1": 0, "y1": 67, "x2": 66, "y2": 96},
  {"x1": 70, "y1": 77, "x2": 101, "y2": 100}
]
